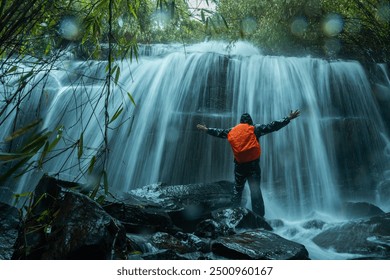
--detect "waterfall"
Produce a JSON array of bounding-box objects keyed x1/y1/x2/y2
[{"x1": 1, "y1": 41, "x2": 389, "y2": 220}]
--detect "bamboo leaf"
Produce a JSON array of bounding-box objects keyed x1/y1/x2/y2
[
  {"x1": 13, "y1": 192, "x2": 32, "y2": 198},
  {"x1": 88, "y1": 156, "x2": 96, "y2": 174},
  {"x1": 202, "y1": 8, "x2": 214, "y2": 14},
  {"x1": 96, "y1": 195, "x2": 106, "y2": 204},
  {"x1": 47, "y1": 126, "x2": 63, "y2": 152},
  {"x1": 129, "y1": 43, "x2": 139, "y2": 62},
  {"x1": 0, "y1": 157, "x2": 31, "y2": 183},
  {"x1": 127, "y1": 92, "x2": 136, "y2": 106},
  {"x1": 44, "y1": 44, "x2": 51, "y2": 56},
  {"x1": 221, "y1": 14, "x2": 229, "y2": 29},
  {"x1": 6, "y1": 65, "x2": 18, "y2": 74},
  {"x1": 201, "y1": 10, "x2": 205, "y2": 22},
  {"x1": 90, "y1": 186, "x2": 99, "y2": 199},
  {"x1": 109, "y1": 105, "x2": 123, "y2": 124},
  {"x1": 110, "y1": 65, "x2": 118, "y2": 75},
  {"x1": 13, "y1": 191, "x2": 32, "y2": 205},
  {"x1": 21, "y1": 132, "x2": 50, "y2": 153},
  {"x1": 89, "y1": 174, "x2": 101, "y2": 199},
  {"x1": 78, "y1": 132, "x2": 84, "y2": 159},
  {"x1": 0, "y1": 152, "x2": 34, "y2": 162},
  {"x1": 14, "y1": 161, "x2": 35, "y2": 179},
  {"x1": 128, "y1": 2, "x2": 138, "y2": 18},
  {"x1": 103, "y1": 171, "x2": 108, "y2": 195},
  {"x1": 20, "y1": 70, "x2": 34, "y2": 83},
  {"x1": 36, "y1": 209, "x2": 50, "y2": 222},
  {"x1": 38, "y1": 141, "x2": 49, "y2": 168},
  {"x1": 114, "y1": 66, "x2": 121, "y2": 84},
  {"x1": 5, "y1": 119, "x2": 42, "y2": 142}
]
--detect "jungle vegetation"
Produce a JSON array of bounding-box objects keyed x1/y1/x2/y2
[{"x1": 0, "y1": 0, "x2": 389, "y2": 199}]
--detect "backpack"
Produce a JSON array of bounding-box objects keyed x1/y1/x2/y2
[{"x1": 227, "y1": 123, "x2": 261, "y2": 163}]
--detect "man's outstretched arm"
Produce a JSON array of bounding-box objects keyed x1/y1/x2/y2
[
  {"x1": 196, "y1": 124, "x2": 230, "y2": 138},
  {"x1": 255, "y1": 109, "x2": 300, "y2": 136},
  {"x1": 288, "y1": 109, "x2": 300, "y2": 120}
]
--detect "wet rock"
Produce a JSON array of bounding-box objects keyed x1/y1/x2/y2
[
  {"x1": 312, "y1": 213, "x2": 390, "y2": 259},
  {"x1": 195, "y1": 219, "x2": 234, "y2": 238},
  {"x1": 126, "y1": 233, "x2": 157, "y2": 254},
  {"x1": 174, "y1": 232, "x2": 210, "y2": 253},
  {"x1": 103, "y1": 202, "x2": 175, "y2": 234},
  {"x1": 130, "y1": 181, "x2": 235, "y2": 210},
  {"x1": 211, "y1": 230, "x2": 310, "y2": 260},
  {"x1": 12, "y1": 175, "x2": 127, "y2": 260},
  {"x1": 130, "y1": 181, "x2": 235, "y2": 231},
  {"x1": 211, "y1": 207, "x2": 272, "y2": 231},
  {"x1": 342, "y1": 202, "x2": 384, "y2": 219},
  {"x1": 8, "y1": 176, "x2": 317, "y2": 260},
  {"x1": 150, "y1": 232, "x2": 209, "y2": 254},
  {"x1": 301, "y1": 219, "x2": 326, "y2": 230},
  {"x1": 0, "y1": 203, "x2": 19, "y2": 260},
  {"x1": 268, "y1": 219, "x2": 285, "y2": 228},
  {"x1": 195, "y1": 207, "x2": 272, "y2": 238}
]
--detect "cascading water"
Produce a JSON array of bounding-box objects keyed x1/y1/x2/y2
[{"x1": 1, "y1": 41, "x2": 389, "y2": 259}]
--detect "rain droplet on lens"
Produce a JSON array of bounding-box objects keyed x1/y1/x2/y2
[
  {"x1": 58, "y1": 17, "x2": 81, "y2": 41},
  {"x1": 322, "y1": 14, "x2": 344, "y2": 37}
]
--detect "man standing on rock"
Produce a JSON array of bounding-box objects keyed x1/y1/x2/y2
[{"x1": 197, "y1": 110, "x2": 300, "y2": 217}]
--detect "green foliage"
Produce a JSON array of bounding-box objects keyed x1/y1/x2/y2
[
  {"x1": 0, "y1": 121, "x2": 63, "y2": 183},
  {"x1": 0, "y1": 0, "x2": 143, "y2": 195},
  {"x1": 321, "y1": 0, "x2": 390, "y2": 62},
  {"x1": 216, "y1": 0, "x2": 390, "y2": 61}
]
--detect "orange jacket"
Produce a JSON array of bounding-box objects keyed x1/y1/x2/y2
[
  {"x1": 227, "y1": 123, "x2": 261, "y2": 163},
  {"x1": 206, "y1": 117, "x2": 291, "y2": 164}
]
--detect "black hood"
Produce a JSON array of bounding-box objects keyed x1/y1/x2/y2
[{"x1": 240, "y1": 113, "x2": 253, "y2": 125}]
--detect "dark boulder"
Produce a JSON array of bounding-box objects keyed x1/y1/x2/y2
[
  {"x1": 103, "y1": 202, "x2": 175, "y2": 234},
  {"x1": 130, "y1": 181, "x2": 235, "y2": 231},
  {"x1": 195, "y1": 207, "x2": 272, "y2": 238},
  {"x1": 312, "y1": 213, "x2": 390, "y2": 259},
  {"x1": 211, "y1": 207, "x2": 272, "y2": 231},
  {"x1": 211, "y1": 230, "x2": 310, "y2": 260},
  {"x1": 12, "y1": 175, "x2": 127, "y2": 260},
  {"x1": 195, "y1": 219, "x2": 235, "y2": 238},
  {"x1": 8, "y1": 176, "x2": 312, "y2": 260},
  {"x1": 150, "y1": 232, "x2": 209, "y2": 254},
  {"x1": 130, "y1": 181, "x2": 235, "y2": 210},
  {"x1": 342, "y1": 201, "x2": 385, "y2": 219},
  {"x1": 0, "y1": 202, "x2": 19, "y2": 259},
  {"x1": 301, "y1": 219, "x2": 326, "y2": 230}
]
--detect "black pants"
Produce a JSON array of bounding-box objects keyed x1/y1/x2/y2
[{"x1": 232, "y1": 159, "x2": 265, "y2": 216}]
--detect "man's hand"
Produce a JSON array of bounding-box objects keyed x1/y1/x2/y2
[
  {"x1": 197, "y1": 124, "x2": 208, "y2": 132},
  {"x1": 288, "y1": 109, "x2": 300, "y2": 120}
]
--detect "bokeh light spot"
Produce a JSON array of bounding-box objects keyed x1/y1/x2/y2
[
  {"x1": 58, "y1": 17, "x2": 81, "y2": 41},
  {"x1": 152, "y1": 11, "x2": 171, "y2": 30},
  {"x1": 118, "y1": 17, "x2": 124, "y2": 28},
  {"x1": 323, "y1": 14, "x2": 344, "y2": 37},
  {"x1": 291, "y1": 17, "x2": 308, "y2": 37},
  {"x1": 241, "y1": 17, "x2": 257, "y2": 34}
]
